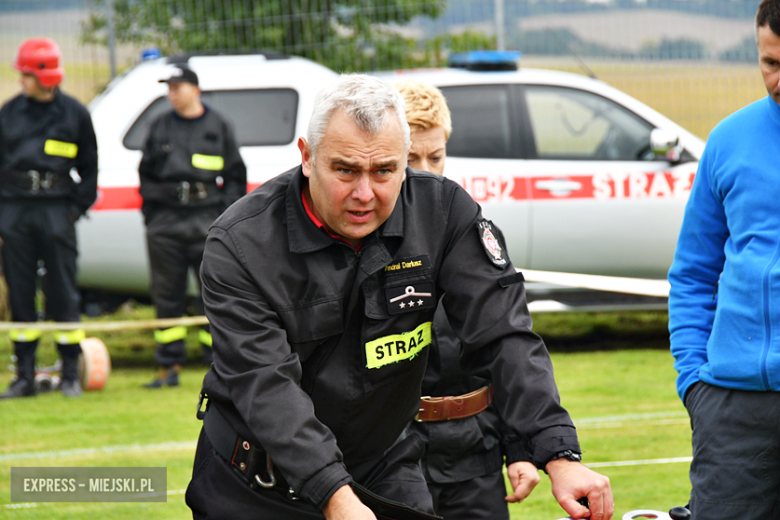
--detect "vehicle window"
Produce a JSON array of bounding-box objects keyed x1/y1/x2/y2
[
  {"x1": 123, "y1": 89, "x2": 299, "y2": 150},
  {"x1": 524, "y1": 86, "x2": 654, "y2": 161},
  {"x1": 439, "y1": 85, "x2": 514, "y2": 159}
]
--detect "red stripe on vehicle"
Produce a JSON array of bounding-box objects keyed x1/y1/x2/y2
[{"x1": 91, "y1": 183, "x2": 266, "y2": 211}]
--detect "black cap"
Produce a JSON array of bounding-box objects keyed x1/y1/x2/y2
[{"x1": 158, "y1": 66, "x2": 199, "y2": 86}]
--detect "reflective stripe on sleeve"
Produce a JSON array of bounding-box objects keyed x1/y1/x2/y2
[
  {"x1": 54, "y1": 329, "x2": 86, "y2": 345},
  {"x1": 154, "y1": 326, "x2": 188, "y2": 344}
]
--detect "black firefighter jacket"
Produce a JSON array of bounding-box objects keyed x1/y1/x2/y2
[
  {"x1": 138, "y1": 106, "x2": 246, "y2": 220},
  {"x1": 199, "y1": 166, "x2": 580, "y2": 509},
  {"x1": 0, "y1": 91, "x2": 98, "y2": 214}
]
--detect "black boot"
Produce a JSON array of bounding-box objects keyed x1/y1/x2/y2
[
  {"x1": 144, "y1": 365, "x2": 180, "y2": 389},
  {"x1": 1, "y1": 342, "x2": 38, "y2": 399},
  {"x1": 58, "y1": 343, "x2": 82, "y2": 398}
]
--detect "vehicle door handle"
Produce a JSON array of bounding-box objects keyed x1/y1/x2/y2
[{"x1": 534, "y1": 179, "x2": 583, "y2": 192}]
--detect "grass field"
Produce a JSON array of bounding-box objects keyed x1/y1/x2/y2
[{"x1": 0, "y1": 303, "x2": 690, "y2": 520}]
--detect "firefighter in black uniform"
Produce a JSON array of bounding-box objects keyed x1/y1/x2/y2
[
  {"x1": 395, "y1": 80, "x2": 540, "y2": 520},
  {"x1": 139, "y1": 66, "x2": 246, "y2": 388},
  {"x1": 0, "y1": 38, "x2": 98, "y2": 399},
  {"x1": 186, "y1": 76, "x2": 614, "y2": 520}
]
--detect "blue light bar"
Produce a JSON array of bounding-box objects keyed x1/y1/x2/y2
[
  {"x1": 141, "y1": 48, "x2": 162, "y2": 61},
  {"x1": 448, "y1": 50, "x2": 521, "y2": 71}
]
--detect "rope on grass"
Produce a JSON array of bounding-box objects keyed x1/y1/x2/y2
[{"x1": 0, "y1": 316, "x2": 209, "y2": 332}]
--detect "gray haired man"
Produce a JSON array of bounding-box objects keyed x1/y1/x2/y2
[{"x1": 186, "y1": 75, "x2": 612, "y2": 520}]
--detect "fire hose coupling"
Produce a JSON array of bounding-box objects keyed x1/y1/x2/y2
[{"x1": 555, "y1": 505, "x2": 690, "y2": 520}]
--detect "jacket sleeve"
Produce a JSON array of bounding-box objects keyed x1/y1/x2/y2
[
  {"x1": 667, "y1": 143, "x2": 728, "y2": 402},
  {"x1": 72, "y1": 105, "x2": 98, "y2": 213},
  {"x1": 201, "y1": 226, "x2": 351, "y2": 509},
  {"x1": 0, "y1": 105, "x2": 6, "y2": 168},
  {"x1": 138, "y1": 116, "x2": 162, "y2": 184},
  {"x1": 437, "y1": 185, "x2": 579, "y2": 469},
  {"x1": 220, "y1": 119, "x2": 247, "y2": 206},
  {"x1": 138, "y1": 116, "x2": 165, "y2": 218}
]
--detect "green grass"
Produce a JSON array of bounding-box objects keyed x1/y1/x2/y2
[
  {"x1": 0, "y1": 304, "x2": 690, "y2": 519},
  {"x1": 0, "y1": 367, "x2": 206, "y2": 519}
]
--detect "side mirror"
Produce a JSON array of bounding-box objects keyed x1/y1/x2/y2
[{"x1": 650, "y1": 128, "x2": 683, "y2": 163}]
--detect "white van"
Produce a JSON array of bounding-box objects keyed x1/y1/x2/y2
[
  {"x1": 83, "y1": 51, "x2": 702, "y2": 310},
  {"x1": 83, "y1": 53, "x2": 338, "y2": 296}
]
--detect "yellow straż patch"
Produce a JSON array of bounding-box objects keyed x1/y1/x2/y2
[
  {"x1": 44, "y1": 139, "x2": 78, "y2": 158},
  {"x1": 191, "y1": 154, "x2": 224, "y2": 171},
  {"x1": 365, "y1": 322, "x2": 432, "y2": 369}
]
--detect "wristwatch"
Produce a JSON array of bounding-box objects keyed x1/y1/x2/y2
[{"x1": 548, "y1": 449, "x2": 583, "y2": 463}]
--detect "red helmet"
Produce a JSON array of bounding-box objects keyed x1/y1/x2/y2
[{"x1": 13, "y1": 38, "x2": 64, "y2": 89}]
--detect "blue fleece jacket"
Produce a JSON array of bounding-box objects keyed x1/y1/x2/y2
[{"x1": 668, "y1": 95, "x2": 780, "y2": 402}]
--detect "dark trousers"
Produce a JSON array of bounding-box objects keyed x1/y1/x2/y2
[
  {"x1": 428, "y1": 471, "x2": 510, "y2": 520},
  {"x1": 186, "y1": 428, "x2": 435, "y2": 519},
  {"x1": 685, "y1": 382, "x2": 780, "y2": 519},
  {"x1": 145, "y1": 209, "x2": 217, "y2": 367},
  {"x1": 0, "y1": 199, "x2": 80, "y2": 324}
]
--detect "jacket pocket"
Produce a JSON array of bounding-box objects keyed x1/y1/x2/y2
[
  {"x1": 279, "y1": 297, "x2": 343, "y2": 362},
  {"x1": 361, "y1": 280, "x2": 435, "y2": 392},
  {"x1": 683, "y1": 381, "x2": 705, "y2": 414}
]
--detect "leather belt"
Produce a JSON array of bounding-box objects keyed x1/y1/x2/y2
[
  {"x1": 0, "y1": 168, "x2": 65, "y2": 192},
  {"x1": 139, "y1": 179, "x2": 221, "y2": 205},
  {"x1": 415, "y1": 384, "x2": 494, "y2": 422}
]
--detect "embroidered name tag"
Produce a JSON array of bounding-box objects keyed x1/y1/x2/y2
[
  {"x1": 44, "y1": 140, "x2": 78, "y2": 158},
  {"x1": 365, "y1": 322, "x2": 432, "y2": 369},
  {"x1": 192, "y1": 153, "x2": 224, "y2": 171},
  {"x1": 384, "y1": 255, "x2": 431, "y2": 274}
]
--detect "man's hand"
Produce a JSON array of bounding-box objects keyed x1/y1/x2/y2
[
  {"x1": 323, "y1": 485, "x2": 376, "y2": 520},
  {"x1": 505, "y1": 461, "x2": 541, "y2": 503},
  {"x1": 546, "y1": 459, "x2": 613, "y2": 520}
]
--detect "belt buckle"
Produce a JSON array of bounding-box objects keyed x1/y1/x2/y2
[
  {"x1": 414, "y1": 396, "x2": 432, "y2": 422},
  {"x1": 27, "y1": 170, "x2": 40, "y2": 192},
  {"x1": 40, "y1": 172, "x2": 54, "y2": 191},
  {"x1": 193, "y1": 181, "x2": 208, "y2": 201},
  {"x1": 177, "y1": 181, "x2": 191, "y2": 204}
]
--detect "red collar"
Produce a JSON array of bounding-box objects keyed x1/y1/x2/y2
[{"x1": 301, "y1": 190, "x2": 362, "y2": 251}]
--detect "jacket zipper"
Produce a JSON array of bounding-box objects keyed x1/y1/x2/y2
[{"x1": 760, "y1": 239, "x2": 780, "y2": 390}]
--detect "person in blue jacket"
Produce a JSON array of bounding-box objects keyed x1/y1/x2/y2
[{"x1": 668, "y1": 1, "x2": 780, "y2": 517}]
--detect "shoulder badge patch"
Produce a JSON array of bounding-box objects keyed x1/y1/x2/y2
[{"x1": 477, "y1": 219, "x2": 509, "y2": 269}]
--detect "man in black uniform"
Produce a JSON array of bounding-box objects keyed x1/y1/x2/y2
[
  {"x1": 0, "y1": 38, "x2": 98, "y2": 399},
  {"x1": 186, "y1": 75, "x2": 613, "y2": 520},
  {"x1": 139, "y1": 66, "x2": 246, "y2": 388}
]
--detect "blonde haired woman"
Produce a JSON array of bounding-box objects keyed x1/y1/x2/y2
[{"x1": 397, "y1": 81, "x2": 541, "y2": 520}]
